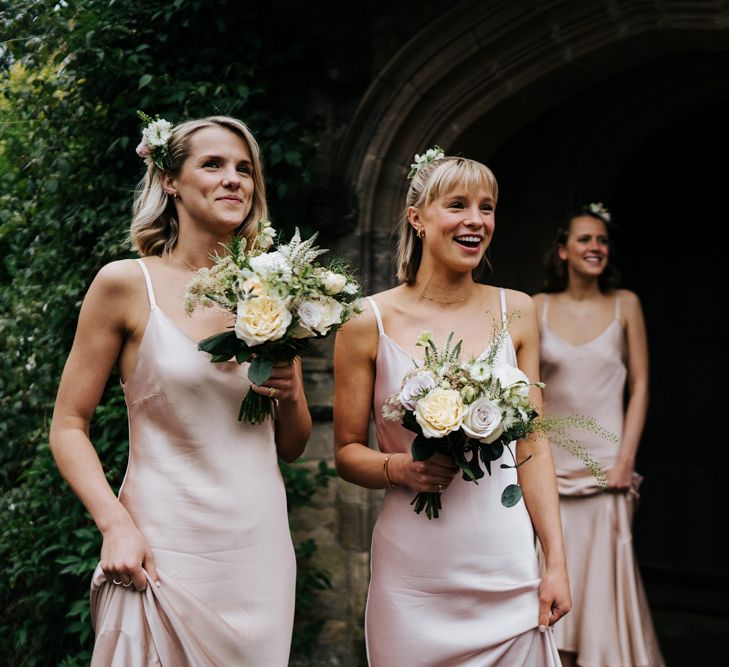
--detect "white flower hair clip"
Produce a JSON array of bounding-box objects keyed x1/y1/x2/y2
[
  {"x1": 136, "y1": 110, "x2": 174, "y2": 170},
  {"x1": 587, "y1": 202, "x2": 611, "y2": 223},
  {"x1": 407, "y1": 146, "x2": 445, "y2": 180}
]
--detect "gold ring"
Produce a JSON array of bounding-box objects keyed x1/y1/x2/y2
[{"x1": 268, "y1": 386, "x2": 276, "y2": 398}]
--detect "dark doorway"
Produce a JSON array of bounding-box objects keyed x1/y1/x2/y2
[{"x1": 464, "y1": 51, "x2": 729, "y2": 665}]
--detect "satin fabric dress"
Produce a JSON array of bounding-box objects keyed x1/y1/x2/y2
[
  {"x1": 89, "y1": 259, "x2": 296, "y2": 666},
  {"x1": 365, "y1": 292, "x2": 561, "y2": 667},
  {"x1": 540, "y1": 294, "x2": 664, "y2": 667}
]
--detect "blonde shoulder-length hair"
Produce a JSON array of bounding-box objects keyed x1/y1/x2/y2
[
  {"x1": 130, "y1": 116, "x2": 267, "y2": 256},
  {"x1": 395, "y1": 156, "x2": 499, "y2": 283}
]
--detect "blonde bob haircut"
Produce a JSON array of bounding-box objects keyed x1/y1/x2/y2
[
  {"x1": 396, "y1": 156, "x2": 498, "y2": 284},
  {"x1": 130, "y1": 116, "x2": 267, "y2": 256}
]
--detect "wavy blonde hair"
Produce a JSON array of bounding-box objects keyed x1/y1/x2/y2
[
  {"x1": 130, "y1": 116, "x2": 267, "y2": 256},
  {"x1": 396, "y1": 156, "x2": 499, "y2": 283}
]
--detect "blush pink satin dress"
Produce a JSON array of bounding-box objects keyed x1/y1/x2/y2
[
  {"x1": 89, "y1": 259, "x2": 296, "y2": 666},
  {"x1": 540, "y1": 294, "x2": 664, "y2": 667},
  {"x1": 365, "y1": 291, "x2": 561, "y2": 667}
]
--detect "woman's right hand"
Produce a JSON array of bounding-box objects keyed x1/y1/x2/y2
[
  {"x1": 100, "y1": 518, "x2": 159, "y2": 591},
  {"x1": 388, "y1": 452, "x2": 459, "y2": 492}
]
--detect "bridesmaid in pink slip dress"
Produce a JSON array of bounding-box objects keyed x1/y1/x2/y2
[
  {"x1": 534, "y1": 204, "x2": 664, "y2": 667},
  {"x1": 334, "y1": 152, "x2": 570, "y2": 666},
  {"x1": 49, "y1": 116, "x2": 311, "y2": 665}
]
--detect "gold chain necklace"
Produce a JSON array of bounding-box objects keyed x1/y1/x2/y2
[
  {"x1": 417, "y1": 290, "x2": 473, "y2": 304},
  {"x1": 168, "y1": 253, "x2": 202, "y2": 272}
]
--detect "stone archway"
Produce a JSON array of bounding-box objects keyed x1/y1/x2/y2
[{"x1": 334, "y1": 0, "x2": 729, "y2": 292}]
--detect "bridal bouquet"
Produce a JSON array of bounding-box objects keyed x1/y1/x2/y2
[
  {"x1": 382, "y1": 321, "x2": 611, "y2": 519},
  {"x1": 185, "y1": 221, "x2": 362, "y2": 423}
]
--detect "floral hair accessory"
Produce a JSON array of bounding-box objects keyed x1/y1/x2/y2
[
  {"x1": 407, "y1": 146, "x2": 445, "y2": 180},
  {"x1": 136, "y1": 110, "x2": 174, "y2": 170},
  {"x1": 586, "y1": 202, "x2": 611, "y2": 223}
]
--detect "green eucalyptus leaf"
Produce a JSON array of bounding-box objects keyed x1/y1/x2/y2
[
  {"x1": 501, "y1": 484, "x2": 523, "y2": 508},
  {"x1": 248, "y1": 356, "x2": 274, "y2": 386},
  {"x1": 198, "y1": 331, "x2": 240, "y2": 361}
]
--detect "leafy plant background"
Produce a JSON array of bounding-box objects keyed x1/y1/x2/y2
[{"x1": 0, "y1": 1, "x2": 349, "y2": 663}]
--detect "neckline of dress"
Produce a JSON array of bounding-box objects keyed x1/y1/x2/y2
[
  {"x1": 379, "y1": 331, "x2": 512, "y2": 365},
  {"x1": 121, "y1": 306, "x2": 238, "y2": 390},
  {"x1": 542, "y1": 318, "x2": 620, "y2": 349}
]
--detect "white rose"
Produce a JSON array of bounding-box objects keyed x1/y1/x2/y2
[
  {"x1": 234, "y1": 296, "x2": 292, "y2": 347},
  {"x1": 399, "y1": 371, "x2": 437, "y2": 410},
  {"x1": 294, "y1": 297, "x2": 344, "y2": 337},
  {"x1": 322, "y1": 270, "x2": 347, "y2": 295},
  {"x1": 492, "y1": 364, "x2": 531, "y2": 397},
  {"x1": 415, "y1": 388, "x2": 465, "y2": 438},
  {"x1": 462, "y1": 397, "x2": 504, "y2": 443}
]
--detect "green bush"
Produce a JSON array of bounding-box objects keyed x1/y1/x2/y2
[{"x1": 1, "y1": 1, "x2": 334, "y2": 663}]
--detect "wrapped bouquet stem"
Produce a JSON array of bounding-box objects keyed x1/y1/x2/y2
[
  {"x1": 186, "y1": 221, "x2": 362, "y2": 424},
  {"x1": 383, "y1": 325, "x2": 615, "y2": 519}
]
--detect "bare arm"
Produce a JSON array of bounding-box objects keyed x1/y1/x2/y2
[
  {"x1": 49, "y1": 261, "x2": 158, "y2": 590},
  {"x1": 511, "y1": 292, "x2": 570, "y2": 628},
  {"x1": 607, "y1": 290, "x2": 649, "y2": 490},
  {"x1": 333, "y1": 303, "x2": 457, "y2": 491}
]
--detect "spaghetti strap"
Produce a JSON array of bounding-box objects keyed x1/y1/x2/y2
[
  {"x1": 366, "y1": 296, "x2": 385, "y2": 336},
  {"x1": 614, "y1": 292, "x2": 621, "y2": 320},
  {"x1": 542, "y1": 294, "x2": 549, "y2": 325},
  {"x1": 135, "y1": 259, "x2": 157, "y2": 307},
  {"x1": 499, "y1": 288, "x2": 507, "y2": 326}
]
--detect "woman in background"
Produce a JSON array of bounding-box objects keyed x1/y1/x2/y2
[{"x1": 534, "y1": 203, "x2": 664, "y2": 667}]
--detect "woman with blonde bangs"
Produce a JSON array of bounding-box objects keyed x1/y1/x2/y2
[
  {"x1": 50, "y1": 115, "x2": 311, "y2": 665},
  {"x1": 334, "y1": 152, "x2": 569, "y2": 665}
]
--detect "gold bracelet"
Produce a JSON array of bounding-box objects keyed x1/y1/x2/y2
[{"x1": 383, "y1": 455, "x2": 400, "y2": 488}]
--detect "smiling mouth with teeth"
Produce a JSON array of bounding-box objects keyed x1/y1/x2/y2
[{"x1": 455, "y1": 236, "x2": 482, "y2": 248}]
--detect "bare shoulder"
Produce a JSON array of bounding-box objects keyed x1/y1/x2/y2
[
  {"x1": 617, "y1": 288, "x2": 642, "y2": 310},
  {"x1": 367, "y1": 285, "x2": 407, "y2": 308},
  {"x1": 503, "y1": 288, "x2": 537, "y2": 319},
  {"x1": 531, "y1": 292, "x2": 546, "y2": 307},
  {"x1": 90, "y1": 258, "x2": 144, "y2": 298},
  {"x1": 336, "y1": 293, "x2": 380, "y2": 356},
  {"x1": 81, "y1": 259, "x2": 147, "y2": 333}
]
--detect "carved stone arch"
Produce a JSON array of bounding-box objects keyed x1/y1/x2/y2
[{"x1": 334, "y1": 0, "x2": 729, "y2": 291}]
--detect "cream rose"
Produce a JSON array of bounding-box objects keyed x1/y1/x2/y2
[
  {"x1": 322, "y1": 270, "x2": 347, "y2": 295},
  {"x1": 462, "y1": 397, "x2": 504, "y2": 443},
  {"x1": 492, "y1": 364, "x2": 531, "y2": 397},
  {"x1": 399, "y1": 371, "x2": 437, "y2": 410},
  {"x1": 292, "y1": 297, "x2": 344, "y2": 338},
  {"x1": 234, "y1": 296, "x2": 292, "y2": 346},
  {"x1": 415, "y1": 388, "x2": 465, "y2": 439}
]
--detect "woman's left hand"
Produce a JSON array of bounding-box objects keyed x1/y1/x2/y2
[
  {"x1": 250, "y1": 359, "x2": 304, "y2": 403},
  {"x1": 605, "y1": 461, "x2": 634, "y2": 492},
  {"x1": 538, "y1": 565, "x2": 571, "y2": 630}
]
